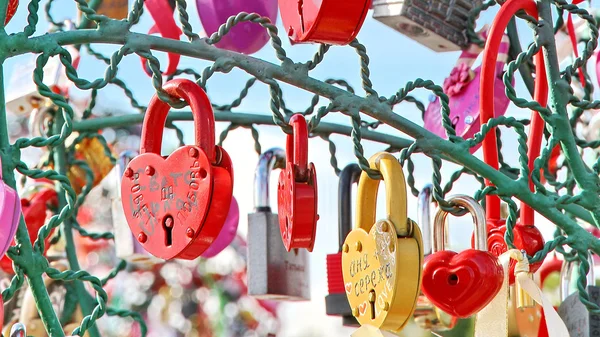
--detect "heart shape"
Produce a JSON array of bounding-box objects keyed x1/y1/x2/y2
[
  {"x1": 342, "y1": 221, "x2": 422, "y2": 331},
  {"x1": 345, "y1": 282, "x2": 352, "y2": 295},
  {"x1": 121, "y1": 145, "x2": 218, "y2": 260},
  {"x1": 422, "y1": 250, "x2": 503, "y2": 318}
]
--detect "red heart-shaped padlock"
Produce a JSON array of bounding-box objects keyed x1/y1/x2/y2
[
  {"x1": 277, "y1": 114, "x2": 318, "y2": 252},
  {"x1": 278, "y1": 0, "x2": 371, "y2": 45},
  {"x1": 422, "y1": 250, "x2": 503, "y2": 318},
  {"x1": 421, "y1": 195, "x2": 503, "y2": 318},
  {"x1": 121, "y1": 79, "x2": 233, "y2": 260}
]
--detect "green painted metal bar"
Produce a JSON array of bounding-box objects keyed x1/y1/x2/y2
[
  {"x1": 78, "y1": 0, "x2": 103, "y2": 29},
  {"x1": 72, "y1": 110, "x2": 414, "y2": 149},
  {"x1": 0, "y1": 0, "x2": 66, "y2": 334},
  {"x1": 5, "y1": 21, "x2": 598, "y2": 254},
  {"x1": 53, "y1": 112, "x2": 101, "y2": 337}
]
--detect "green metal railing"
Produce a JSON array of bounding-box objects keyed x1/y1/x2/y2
[{"x1": 0, "y1": 0, "x2": 599, "y2": 335}]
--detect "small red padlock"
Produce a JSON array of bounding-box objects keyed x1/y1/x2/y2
[
  {"x1": 5, "y1": 0, "x2": 17, "y2": 25},
  {"x1": 278, "y1": 0, "x2": 371, "y2": 45},
  {"x1": 0, "y1": 183, "x2": 58, "y2": 274},
  {"x1": 121, "y1": 79, "x2": 234, "y2": 260},
  {"x1": 277, "y1": 114, "x2": 318, "y2": 251}
]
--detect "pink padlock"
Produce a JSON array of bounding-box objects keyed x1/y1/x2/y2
[
  {"x1": 196, "y1": 0, "x2": 278, "y2": 54},
  {"x1": 424, "y1": 26, "x2": 511, "y2": 153},
  {"x1": 0, "y1": 158, "x2": 21, "y2": 260},
  {"x1": 201, "y1": 196, "x2": 239, "y2": 258}
]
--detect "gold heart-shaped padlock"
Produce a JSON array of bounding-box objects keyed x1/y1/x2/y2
[{"x1": 342, "y1": 152, "x2": 423, "y2": 332}]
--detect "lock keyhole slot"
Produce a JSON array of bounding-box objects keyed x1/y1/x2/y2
[
  {"x1": 298, "y1": 0, "x2": 305, "y2": 33},
  {"x1": 369, "y1": 289, "x2": 376, "y2": 320},
  {"x1": 451, "y1": 116, "x2": 460, "y2": 128},
  {"x1": 448, "y1": 273, "x2": 459, "y2": 286},
  {"x1": 163, "y1": 215, "x2": 174, "y2": 247}
]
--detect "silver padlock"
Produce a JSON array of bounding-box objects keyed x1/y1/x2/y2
[
  {"x1": 6, "y1": 20, "x2": 80, "y2": 115},
  {"x1": 111, "y1": 150, "x2": 161, "y2": 267},
  {"x1": 558, "y1": 254, "x2": 598, "y2": 337},
  {"x1": 247, "y1": 148, "x2": 310, "y2": 300},
  {"x1": 9, "y1": 323, "x2": 25, "y2": 337},
  {"x1": 371, "y1": 0, "x2": 483, "y2": 52}
]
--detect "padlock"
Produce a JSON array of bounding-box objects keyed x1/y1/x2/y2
[
  {"x1": 278, "y1": 0, "x2": 370, "y2": 45},
  {"x1": 412, "y1": 184, "x2": 457, "y2": 331},
  {"x1": 247, "y1": 148, "x2": 310, "y2": 300},
  {"x1": 111, "y1": 150, "x2": 161, "y2": 267},
  {"x1": 372, "y1": 0, "x2": 483, "y2": 52},
  {"x1": 421, "y1": 195, "x2": 504, "y2": 318},
  {"x1": 9, "y1": 322, "x2": 24, "y2": 337},
  {"x1": 277, "y1": 114, "x2": 318, "y2": 251},
  {"x1": 0, "y1": 182, "x2": 58, "y2": 274},
  {"x1": 342, "y1": 152, "x2": 423, "y2": 332},
  {"x1": 514, "y1": 254, "x2": 563, "y2": 337},
  {"x1": 201, "y1": 196, "x2": 239, "y2": 258},
  {"x1": 121, "y1": 79, "x2": 234, "y2": 260},
  {"x1": 0, "y1": 156, "x2": 22, "y2": 261},
  {"x1": 424, "y1": 27, "x2": 511, "y2": 153},
  {"x1": 196, "y1": 0, "x2": 278, "y2": 54},
  {"x1": 4, "y1": 0, "x2": 17, "y2": 25},
  {"x1": 5, "y1": 21, "x2": 80, "y2": 115},
  {"x1": 325, "y1": 163, "x2": 361, "y2": 326},
  {"x1": 558, "y1": 254, "x2": 598, "y2": 337}
]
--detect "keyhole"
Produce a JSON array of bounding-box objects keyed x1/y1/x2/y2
[
  {"x1": 448, "y1": 273, "x2": 459, "y2": 286},
  {"x1": 298, "y1": 0, "x2": 305, "y2": 32},
  {"x1": 369, "y1": 290, "x2": 376, "y2": 320},
  {"x1": 163, "y1": 215, "x2": 174, "y2": 247},
  {"x1": 451, "y1": 116, "x2": 460, "y2": 128}
]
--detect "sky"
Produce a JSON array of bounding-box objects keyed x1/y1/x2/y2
[{"x1": 2, "y1": 1, "x2": 596, "y2": 336}]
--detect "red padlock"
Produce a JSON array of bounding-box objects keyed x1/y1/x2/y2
[
  {"x1": 278, "y1": 0, "x2": 371, "y2": 45},
  {"x1": 277, "y1": 114, "x2": 318, "y2": 251},
  {"x1": 476, "y1": 0, "x2": 546, "y2": 283},
  {"x1": 120, "y1": 79, "x2": 234, "y2": 260},
  {"x1": 5, "y1": 0, "x2": 17, "y2": 25},
  {"x1": 0, "y1": 183, "x2": 57, "y2": 274}
]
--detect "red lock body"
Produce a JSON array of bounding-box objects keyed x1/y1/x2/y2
[
  {"x1": 0, "y1": 187, "x2": 58, "y2": 274},
  {"x1": 277, "y1": 114, "x2": 318, "y2": 251},
  {"x1": 278, "y1": 0, "x2": 371, "y2": 45},
  {"x1": 120, "y1": 79, "x2": 233, "y2": 260}
]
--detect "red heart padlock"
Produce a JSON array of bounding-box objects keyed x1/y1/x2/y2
[
  {"x1": 121, "y1": 79, "x2": 234, "y2": 260},
  {"x1": 278, "y1": 0, "x2": 371, "y2": 45},
  {"x1": 476, "y1": 0, "x2": 546, "y2": 282},
  {"x1": 422, "y1": 195, "x2": 503, "y2": 318},
  {"x1": 0, "y1": 183, "x2": 57, "y2": 274},
  {"x1": 277, "y1": 114, "x2": 318, "y2": 251}
]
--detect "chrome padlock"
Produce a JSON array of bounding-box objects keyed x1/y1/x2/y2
[
  {"x1": 325, "y1": 163, "x2": 360, "y2": 326},
  {"x1": 413, "y1": 184, "x2": 457, "y2": 331},
  {"x1": 558, "y1": 254, "x2": 598, "y2": 337},
  {"x1": 247, "y1": 148, "x2": 310, "y2": 300},
  {"x1": 112, "y1": 150, "x2": 161, "y2": 267},
  {"x1": 6, "y1": 21, "x2": 80, "y2": 115},
  {"x1": 371, "y1": 0, "x2": 483, "y2": 52}
]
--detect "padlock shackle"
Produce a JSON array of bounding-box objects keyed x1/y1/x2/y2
[
  {"x1": 337, "y1": 163, "x2": 361, "y2": 250},
  {"x1": 355, "y1": 152, "x2": 410, "y2": 236},
  {"x1": 432, "y1": 195, "x2": 487, "y2": 253},
  {"x1": 141, "y1": 79, "x2": 216, "y2": 163},
  {"x1": 116, "y1": 150, "x2": 139, "y2": 199},
  {"x1": 286, "y1": 114, "x2": 309, "y2": 182},
  {"x1": 417, "y1": 184, "x2": 433, "y2": 256},
  {"x1": 480, "y1": 0, "x2": 547, "y2": 224},
  {"x1": 254, "y1": 148, "x2": 286, "y2": 211},
  {"x1": 560, "y1": 253, "x2": 596, "y2": 301}
]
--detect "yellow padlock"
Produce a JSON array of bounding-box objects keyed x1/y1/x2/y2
[{"x1": 342, "y1": 152, "x2": 423, "y2": 332}]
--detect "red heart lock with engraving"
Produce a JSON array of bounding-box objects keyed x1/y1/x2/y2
[
  {"x1": 277, "y1": 114, "x2": 318, "y2": 251},
  {"x1": 422, "y1": 195, "x2": 503, "y2": 318},
  {"x1": 121, "y1": 79, "x2": 233, "y2": 260},
  {"x1": 475, "y1": 0, "x2": 546, "y2": 283},
  {"x1": 0, "y1": 182, "x2": 57, "y2": 274},
  {"x1": 278, "y1": 0, "x2": 371, "y2": 45}
]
